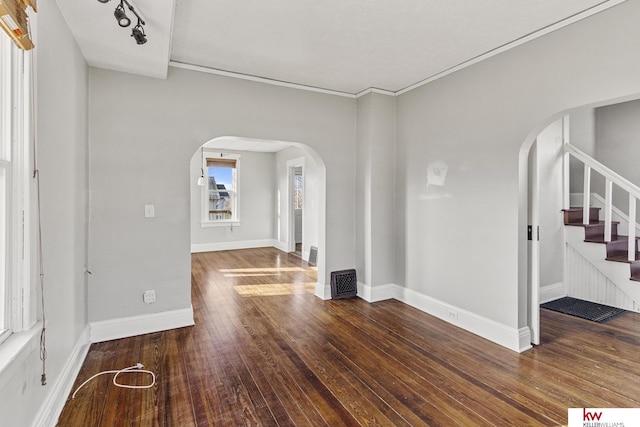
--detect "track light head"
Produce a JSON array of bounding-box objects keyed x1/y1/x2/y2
[
  {"x1": 114, "y1": 3, "x2": 131, "y2": 27},
  {"x1": 99, "y1": 0, "x2": 148, "y2": 45},
  {"x1": 131, "y1": 22, "x2": 147, "y2": 45}
]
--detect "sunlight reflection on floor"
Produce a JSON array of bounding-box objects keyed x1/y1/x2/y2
[
  {"x1": 221, "y1": 267, "x2": 305, "y2": 273},
  {"x1": 234, "y1": 282, "x2": 316, "y2": 297}
]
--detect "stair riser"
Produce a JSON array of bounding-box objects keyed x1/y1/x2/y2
[
  {"x1": 584, "y1": 223, "x2": 619, "y2": 241},
  {"x1": 605, "y1": 240, "x2": 640, "y2": 262},
  {"x1": 563, "y1": 207, "x2": 600, "y2": 224},
  {"x1": 631, "y1": 262, "x2": 640, "y2": 281}
]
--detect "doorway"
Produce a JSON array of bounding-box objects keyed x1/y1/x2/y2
[
  {"x1": 525, "y1": 116, "x2": 568, "y2": 346},
  {"x1": 293, "y1": 166, "x2": 303, "y2": 257},
  {"x1": 287, "y1": 158, "x2": 305, "y2": 257}
]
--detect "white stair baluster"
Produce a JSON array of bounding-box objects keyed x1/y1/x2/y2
[
  {"x1": 629, "y1": 194, "x2": 636, "y2": 262},
  {"x1": 604, "y1": 178, "x2": 612, "y2": 242},
  {"x1": 583, "y1": 166, "x2": 591, "y2": 225}
]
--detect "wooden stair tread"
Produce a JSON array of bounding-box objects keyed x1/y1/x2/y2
[
  {"x1": 583, "y1": 220, "x2": 621, "y2": 227},
  {"x1": 565, "y1": 220, "x2": 621, "y2": 227},
  {"x1": 562, "y1": 207, "x2": 601, "y2": 211},
  {"x1": 605, "y1": 253, "x2": 640, "y2": 263},
  {"x1": 584, "y1": 235, "x2": 631, "y2": 244},
  {"x1": 564, "y1": 220, "x2": 603, "y2": 226}
]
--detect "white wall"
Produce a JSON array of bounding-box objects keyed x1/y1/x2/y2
[
  {"x1": 190, "y1": 149, "x2": 276, "y2": 251},
  {"x1": 356, "y1": 92, "x2": 396, "y2": 295},
  {"x1": 88, "y1": 65, "x2": 354, "y2": 322},
  {"x1": 569, "y1": 109, "x2": 596, "y2": 194},
  {"x1": 275, "y1": 146, "x2": 321, "y2": 260},
  {"x1": 595, "y1": 99, "x2": 640, "y2": 220},
  {"x1": 0, "y1": 1, "x2": 89, "y2": 425},
  {"x1": 395, "y1": 0, "x2": 640, "y2": 350}
]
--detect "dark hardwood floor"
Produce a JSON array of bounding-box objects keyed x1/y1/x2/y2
[{"x1": 57, "y1": 248, "x2": 640, "y2": 426}]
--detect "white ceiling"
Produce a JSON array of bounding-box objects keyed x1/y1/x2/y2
[
  {"x1": 58, "y1": 0, "x2": 622, "y2": 93},
  {"x1": 57, "y1": 0, "x2": 174, "y2": 79},
  {"x1": 204, "y1": 137, "x2": 294, "y2": 153}
]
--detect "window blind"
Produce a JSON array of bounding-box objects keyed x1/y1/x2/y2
[
  {"x1": 207, "y1": 158, "x2": 237, "y2": 169},
  {"x1": 0, "y1": 0, "x2": 36, "y2": 50}
]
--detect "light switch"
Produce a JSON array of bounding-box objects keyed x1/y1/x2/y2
[{"x1": 144, "y1": 204, "x2": 155, "y2": 218}]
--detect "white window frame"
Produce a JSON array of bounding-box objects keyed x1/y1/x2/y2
[
  {"x1": 200, "y1": 152, "x2": 241, "y2": 227},
  {"x1": 0, "y1": 32, "x2": 33, "y2": 348}
]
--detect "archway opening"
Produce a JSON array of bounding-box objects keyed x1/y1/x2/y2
[
  {"x1": 519, "y1": 95, "x2": 640, "y2": 348},
  {"x1": 188, "y1": 136, "x2": 327, "y2": 297}
]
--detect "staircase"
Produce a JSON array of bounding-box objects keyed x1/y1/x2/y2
[
  {"x1": 559, "y1": 142, "x2": 640, "y2": 312},
  {"x1": 562, "y1": 205, "x2": 640, "y2": 312},
  {"x1": 563, "y1": 206, "x2": 640, "y2": 281}
]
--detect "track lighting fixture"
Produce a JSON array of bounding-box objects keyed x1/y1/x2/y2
[
  {"x1": 131, "y1": 21, "x2": 147, "y2": 45},
  {"x1": 114, "y1": 3, "x2": 131, "y2": 27},
  {"x1": 97, "y1": 0, "x2": 148, "y2": 45}
]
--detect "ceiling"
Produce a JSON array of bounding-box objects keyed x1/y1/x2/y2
[
  {"x1": 58, "y1": 0, "x2": 623, "y2": 94},
  {"x1": 204, "y1": 137, "x2": 294, "y2": 153}
]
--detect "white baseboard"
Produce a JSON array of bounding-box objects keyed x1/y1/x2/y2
[
  {"x1": 32, "y1": 326, "x2": 91, "y2": 427},
  {"x1": 395, "y1": 286, "x2": 531, "y2": 353},
  {"x1": 90, "y1": 306, "x2": 195, "y2": 343},
  {"x1": 321, "y1": 282, "x2": 530, "y2": 352},
  {"x1": 357, "y1": 282, "x2": 397, "y2": 303},
  {"x1": 518, "y1": 327, "x2": 533, "y2": 353},
  {"x1": 540, "y1": 282, "x2": 565, "y2": 304},
  {"x1": 191, "y1": 239, "x2": 277, "y2": 253},
  {"x1": 273, "y1": 240, "x2": 288, "y2": 252},
  {"x1": 315, "y1": 282, "x2": 331, "y2": 300}
]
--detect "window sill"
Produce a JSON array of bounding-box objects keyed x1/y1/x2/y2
[
  {"x1": 0, "y1": 322, "x2": 42, "y2": 389},
  {"x1": 200, "y1": 221, "x2": 241, "y2": 228}
]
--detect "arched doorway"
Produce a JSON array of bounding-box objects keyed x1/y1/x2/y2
[
  {"x1": 519, "y1": 97, "x2": 640, "y2": 348},
  {"x1": 188, "y1": 136, "x2": 328, "y2": 297}
]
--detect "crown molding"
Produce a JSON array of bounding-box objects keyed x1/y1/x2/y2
[
  {"x1": 355, "y1": 87, "x2": 396, "y2": 98},
  {"x1": 169, "y1": 61, "x2": 357, "y2": 98}
]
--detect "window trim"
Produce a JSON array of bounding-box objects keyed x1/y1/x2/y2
[
  {"x1": 0, "y1": 32, "x2": 33, "y2": 348},
  {"x1": 200, "y1": 151, "x2": 241, "y2": 226}
]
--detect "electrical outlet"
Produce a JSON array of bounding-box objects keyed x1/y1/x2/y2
[
  {"x1": 447, "y1": 310, "x2": 458, "y2": 321},
  {"x1": 143, "y1": 289, "x2": 156, "y2": 304}
]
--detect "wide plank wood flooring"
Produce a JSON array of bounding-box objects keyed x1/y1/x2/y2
[{"x1": 57, "y1": 248, "x2": 640, "y2": 426}]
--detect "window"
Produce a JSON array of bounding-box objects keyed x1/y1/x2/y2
[
  {"x1": 0, "y1": 31, "x2": 32, "y2": 345},
  {"x1": 202, "y1": 152, "x2": 240, "y2": 224}
]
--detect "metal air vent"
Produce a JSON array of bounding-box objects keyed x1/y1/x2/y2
[
  {"x1": 308, "y1": 246, "x2": 318, "y2": 266},
  {"x1": 330, "y1": 269, "x2": 357, "y2": 299}
]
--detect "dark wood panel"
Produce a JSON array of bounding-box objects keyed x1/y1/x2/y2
[{"x1": 57, "y1": 247, "x2": 640, "y2": 426}]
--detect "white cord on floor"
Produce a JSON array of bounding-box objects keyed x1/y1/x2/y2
[{"x1": 71, "y1": 363, "x2": 156, "y2": 399}]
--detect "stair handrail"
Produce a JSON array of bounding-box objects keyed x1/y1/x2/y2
[
  {"x1": 565, "y1": 144, "x2": 640, "y2": 199},
  {"x1": 565, "y1": 142, "x2": 639, "y2": 261}
]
